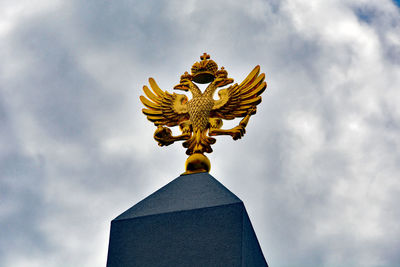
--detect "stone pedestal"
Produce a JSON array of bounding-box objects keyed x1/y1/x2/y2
[{"x1": 106, "y1": 172, "x2": 268, "y2": 267}]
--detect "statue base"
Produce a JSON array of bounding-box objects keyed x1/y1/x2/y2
[{"x1": 106, "y1": 173, "x2": 268, "y2": 267}]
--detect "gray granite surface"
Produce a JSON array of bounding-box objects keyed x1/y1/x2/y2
[{"x1": 107, "y1": 172, "x2": 268, "y2": 267}]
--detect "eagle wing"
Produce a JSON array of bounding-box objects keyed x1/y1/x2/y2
[
  {"x1": 140, "y1": 78, "x2": 189, "y2": 127},
  {"x1": 211, "y1": 65, "x2": 267, "y2": 120}
]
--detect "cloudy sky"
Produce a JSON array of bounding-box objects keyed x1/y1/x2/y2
[{"x1": 1, "y1": 0, "x2": 400, "y2": 266}]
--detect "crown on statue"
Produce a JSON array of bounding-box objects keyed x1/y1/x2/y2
[
  {"x1": 216, "y1": 67, "x2": 228, "y2": 78},
  {"x1": 191, "y1": 53, "x2": 219, "y2": 83},
  {"x1": 179, "y1": 71, "x2": 192, "y2": 81}
]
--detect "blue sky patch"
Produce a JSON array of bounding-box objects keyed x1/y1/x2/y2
[{"x1": 354, "y1": 7, "x2": 375, "y2": 24}]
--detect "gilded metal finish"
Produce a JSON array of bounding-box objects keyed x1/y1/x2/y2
[{"x1": 140, "y1": 53, "x2": 267, "y2": 174}]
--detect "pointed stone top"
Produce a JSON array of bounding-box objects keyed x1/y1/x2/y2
[{"x1": 114, "y1": 172, "x2": 242, "y2": 221}]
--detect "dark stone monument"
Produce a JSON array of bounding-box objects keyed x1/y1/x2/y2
[{"x1": 106, "y1": 172, "x2": 268, "y2": 267}]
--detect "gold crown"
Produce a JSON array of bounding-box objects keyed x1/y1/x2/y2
[
  {"x1": 191, "y1": 53, "x2": 218, "y2": 84},
  {"x1": 180, "y1": 71, "x2": 192, "y2": 82},
  {"x1": 216, "y1": 67, "x2": 228, "y2": 78}
]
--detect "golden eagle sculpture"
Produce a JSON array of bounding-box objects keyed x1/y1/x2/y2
[{"x1": 140, "y1": 53, "x2": 267, "y2": 174}]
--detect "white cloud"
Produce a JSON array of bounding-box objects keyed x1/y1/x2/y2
[{"x1": 1, "y1": 0, "x2": 400, "y2": 266}]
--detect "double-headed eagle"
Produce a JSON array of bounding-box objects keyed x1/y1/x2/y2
[{"x1": 140, "y1": 53, "x2": 267, "y2": 174}]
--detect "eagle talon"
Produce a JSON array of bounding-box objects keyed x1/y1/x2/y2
[
  {"x1": 154, "y1": 126, "x2": 175, "y2": 146},
  {"x1": 231, "y1": 125, "x2": 246, "y2": 140}
]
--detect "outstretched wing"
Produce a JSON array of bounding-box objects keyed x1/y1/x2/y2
[
  {"x1": 140, "y1": 78, "x2": 189, "y2": 127},
  {"x1": 211, "y1": 65, "x2": 266, "y2": 120}
]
